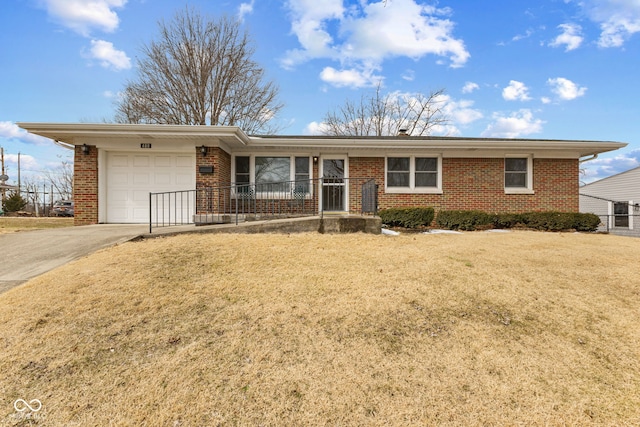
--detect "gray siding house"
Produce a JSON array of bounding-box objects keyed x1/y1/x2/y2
[{"x1": 580, "y1": 166, "x2": 640, "y2": 237}]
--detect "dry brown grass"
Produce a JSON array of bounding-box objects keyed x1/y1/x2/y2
[
  {"x1": 1, "y1": 231, "x2": 639, "y2": 426},
  {"x1": 0, "y1": 217, "x2": 74, "y2": 233}
]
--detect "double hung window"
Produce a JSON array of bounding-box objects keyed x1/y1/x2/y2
[
  {"x1": 504, "y1": 156, "x2": 534, "y2": 193},
  {"x1": 386, "y1": 156, "x2": 440, "y2": 193},
  {"x1": 613, "y1": 202, "x2": 629, "y2": 228}
]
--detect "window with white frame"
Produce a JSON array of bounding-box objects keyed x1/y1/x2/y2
[
  {"x1": 386, "y1": 156, "x2": 441, "y2": 193},
  {"x1": 613, "y1": 202, "x2": 629, "y2": 228},
  {"x1": 233, "y1": 155, "x2": 312, "y2": 196},
  {"x1": 504, "y1": 156, "x2": 533, "y2": 193}
]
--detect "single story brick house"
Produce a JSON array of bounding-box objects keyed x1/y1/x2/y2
[{"x1": 18, "y1": 123, "x2": 626, "y2": 225}]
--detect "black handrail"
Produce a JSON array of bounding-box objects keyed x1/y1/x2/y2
[{"x1": 149, "y1": 177, "x2": 377, "y2": 233}]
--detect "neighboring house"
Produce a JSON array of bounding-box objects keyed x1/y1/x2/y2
[
  {"x1": 580, "y1": 166, "x2": 640, "y2": 237},
  {"x1": 18, "y1": 123, "x2": 626, "y2": 226}
]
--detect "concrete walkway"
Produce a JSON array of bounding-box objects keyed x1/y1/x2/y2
[{"x1": 0, "y1": 224, "x2": 148, "y2": 294}]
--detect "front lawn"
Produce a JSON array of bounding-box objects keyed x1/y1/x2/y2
[{"x1": 1, "y1": 231, "x2": 638, "y2": 425}]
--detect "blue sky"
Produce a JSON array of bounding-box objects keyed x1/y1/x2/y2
[{"x1": 1, "y1": 0, "x2": 640, "y2": 185}]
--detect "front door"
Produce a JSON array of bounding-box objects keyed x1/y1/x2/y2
[{"x1": 322, "y1": 158, "x2": 346, "y2": 211}]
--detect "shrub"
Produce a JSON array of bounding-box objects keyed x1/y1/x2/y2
[
  {"x1": 378, "y1": 207, "x2": 435, "y2": 228},
  {"x1": 434, "y1": 210, "x2": 602, "y2": 232},
  {"x1": 520, "y1": 211, "x2": 601, "y2": 232},
  {"x1": 3, "y1": 191, "x2": 27, "y2": 213},
  {"x1": 520, "y1": 212, "x2": 568, "y2": 231},
  {"x1": 493, "y1": 213, "x2": 525, "y2": 229},
  {"x1": 570, "y1": 212, "x2": 601, "y2": 232},
  {"x1": 435, "y1": 210, "x2": 493, "y2": 231}
]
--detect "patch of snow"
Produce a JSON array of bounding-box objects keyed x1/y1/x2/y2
[
  {"x1": 424, "y1": 229, "x2": 463, "y2": 234},
  {"x1": 485, "y1": 229, "x2": 511, "y2": 233},
  {"x1": 381, "y1": 228, "x2": 400, "y2": 236}
]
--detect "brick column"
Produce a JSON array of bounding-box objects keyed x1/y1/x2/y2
[
  {"x1": 73, "y1": 145, "x2": 98, "y2": 225},
  {"x1": 195, "y1": 146, "x2": 230, "y2": 214}
]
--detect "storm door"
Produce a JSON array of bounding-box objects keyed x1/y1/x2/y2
[{"x1": 322, "y1": 158, "x2": 346, "y2": 211}]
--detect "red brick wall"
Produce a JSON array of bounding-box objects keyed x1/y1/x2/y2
[
  {"x1": 73, "y1": 145, "x2": 98, "y2": 225},
  {"x1": 349, "y1": 157, "x2": 579, "y2": 213},
  {"x1": 196, "y1": 147, "x2": 231, "y2": 214},
  {"x1": 196, "y1": 147, "x2": 231, "y2": 188}
]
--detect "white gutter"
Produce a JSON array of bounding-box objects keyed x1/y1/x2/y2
[
  {"x1": 53, "y1": 139, "x2": 74, "y2": 150},
  {"x1": 579, "y1": 153, "x2": 598, "y2": 163}
]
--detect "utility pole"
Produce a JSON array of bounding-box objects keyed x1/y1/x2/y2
[
  {"x1": 18, "y1": 152, "x2": 21, "y2": 193},
  {"x1": 1, "y1": 146, "x2": 6, "y2": 206}
]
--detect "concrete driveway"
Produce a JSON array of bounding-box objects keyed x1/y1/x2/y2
[{"x1": 0, "y1": 224, "x2": 149, "y2": 294}]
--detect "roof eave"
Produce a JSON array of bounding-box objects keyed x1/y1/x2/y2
[{"x1": 17, "y1": 122, "x2": 252, "y2": 146}]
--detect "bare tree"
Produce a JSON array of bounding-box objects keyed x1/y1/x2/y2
[
  {"x1": 321, "y1": 84, "x2": 449, "y2": 136},
  {"x1": 21, "y1": 177, "x2": 43, "y2": 215},
  {"x1": 115, "y1": 7, "x2": 283, "y2": 134},
  {"x1": 42, "y1": 160, "x2": 73, "y2": 201}
]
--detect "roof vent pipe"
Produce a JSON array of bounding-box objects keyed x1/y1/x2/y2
[{"x1": 398, "y1": 129, "x2": 409, "y2": 137}]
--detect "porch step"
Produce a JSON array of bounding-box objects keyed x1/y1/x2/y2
[
  {"x1": 187, "y1": 215, "x2": 381, "y2": 234},
  {"x1": 193, "y1": 214, "x2": 246, "y2": 225}
]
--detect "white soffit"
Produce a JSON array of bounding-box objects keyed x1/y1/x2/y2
[{"x1": 17, "y1": 123, "x2": 626, "y2": 157}]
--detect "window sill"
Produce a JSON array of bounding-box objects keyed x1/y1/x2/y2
[
  {"x1": 385, "y1": 187, "x2": 443, "y2": 195},
  {"x1": 504, "y1": 188, "x2": 535, "y2": 195}
]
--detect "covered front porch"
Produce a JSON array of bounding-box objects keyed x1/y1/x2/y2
[{"x1": 149, "y1": 177, "x2": 378, "y2": 233}]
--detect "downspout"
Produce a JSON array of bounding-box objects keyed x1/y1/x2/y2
[
  {"x1": 579, "y1": 153, "x2": 598, "y2": 163},
  {"x1": 578, "y1": 153, "x2": 598, "y2": 186}
]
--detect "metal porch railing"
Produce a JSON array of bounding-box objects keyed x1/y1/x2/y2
[{"x1": 149, "y1": 177, "x2": 377, "y2": 233}]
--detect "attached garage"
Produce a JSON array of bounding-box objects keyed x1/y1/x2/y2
[
  {"x1": 16, "y1": 123, "x2": 250, "y2": 226},
  {"x1": 104, "y1": 152, "x2": 195, "y2": 223}
]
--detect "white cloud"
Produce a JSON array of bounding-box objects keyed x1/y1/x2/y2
[
  {"x1": 304, "y1": 121, "x2": 329, "y2": 135},
  {"x1": 3, "y1": 154, "x2": 39, "y2": 173},
  {"x1": 441, "y1": 96, "x2": 483, "y2": 126},
  {"x1": 238, "y1": 0, "x2": 255, "y2": 21},
  {"x1": 549, "y1": 23, "x2": 583, "y2": 51},
  {"x1": 282, "y1": 0, "x2": 469, "y2": 87},
  {"x1": 481, "y1": 109, "x2": 544, "y2": 138},
  {"x1": 341, "y1": 1, "x2": 469, "y2": 66},
  {"x1": 461, "y1": 81, "x2": 479, "y2": 94},
  {"x1": 547, "y1": 77, "x2": 587, "y2": 100},
  {"x1": 502, "y1": 80, "x2": 532, "y2": 101},
  {"x1": 0, "y1": 122, "x2": 51, "y2": 146},
  {"x1": 512, "y1": 28, "x2": 534, "y2": 42},
  {"x1": 577, "y1": 0, "x2": 640, "y2": 47},
  {"x1": 401, "y1": 69, "x2": 415, "y2": 81},
  {"x1": 87, "y1": 39, "x2": 131, "y2": 70},
  {"x1": 281, "y1": 0, "x2": 344, "y2": 68},
  {"x1": 42, "y1": 0, "x2": 126, "y2": 36},
  {"x1": 319, "y1": 66, "x2": 382, "y2": 88},
  {"x1": 581, "y1": 150, "x2": 640, "y2": 183}
]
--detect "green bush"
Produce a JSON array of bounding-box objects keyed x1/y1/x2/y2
[
  {"x1": 3, "y1": 191, "x2": 27, "y2": 213},
  {"x1": 433, "y1": 210, "x2": 602, "y2": 232},
  {"x1": 435, "y1": 210, "x2": 493, "y2": 231},
  {"x1": 520, "y1": 211, "x2": 601, "y2": 232},
  {"x1": 493, "y1": 213, "x2": 525, "y2": 229},
  {"x1": 378, "y1": 207, "x2": 435, "y2": 228},
  {"x1": 570, "y1": 212, "x2": 601, "y2": 232}
]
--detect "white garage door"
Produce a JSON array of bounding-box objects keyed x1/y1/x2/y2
[{"x1": 106, "y1": 152, "x2": 195, "y2": 223}]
